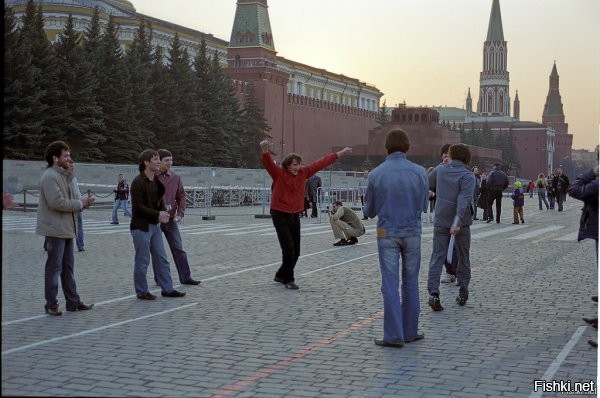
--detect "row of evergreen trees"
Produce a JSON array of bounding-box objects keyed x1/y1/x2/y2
[{"x1": 4, "y1": 1, "x2": 271, "y2": 167}]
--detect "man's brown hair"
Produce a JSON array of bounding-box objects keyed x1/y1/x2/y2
[
  {"x1": 138, "y1": 149, "x2": 158, "y2": 173},
  {"x1": 385, "y1": 128, "x2": 410, "y2": 154},
  {"x1": 44, "y1": 140, "x2": 70, "y2": 168},
  {"x1": 448, "y1": 143, "x2": 471, "y2": 165},
  {"x1": 281, "y1": 153, "x2": 303, "y2": 169}
]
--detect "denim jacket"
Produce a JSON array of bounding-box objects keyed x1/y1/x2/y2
[{"x1": 363, "y1": 151, "x2": 428, "y2": 238}]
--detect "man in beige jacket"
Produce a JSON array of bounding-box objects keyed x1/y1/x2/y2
[
  {"x1": 36, "y1": 141, "x2": 95, "y2": 316},
  {"x1": 328, "y1": 200, "x2": 365, "y2": 246}
]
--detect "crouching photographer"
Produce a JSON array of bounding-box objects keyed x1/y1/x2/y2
[{"x1": 328, "y1": 200, "x2": 365, "y2": 246}]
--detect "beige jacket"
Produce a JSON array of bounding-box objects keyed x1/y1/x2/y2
[{"x1": 36, "y1": 165, "x2": 82, "y2": 238}]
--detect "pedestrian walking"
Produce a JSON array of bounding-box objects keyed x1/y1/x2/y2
[
  {"x1": 527, "y1": 180, "x2": 535, "y2": 198},
  {"x1": 155, "y1": 149, "x2": 200, "y2": 286},
  {"x1": 260, "y1": 139, "x2": 352, "y2": 290},
  {"x1": 552, "y1": 168, "x2": 570, "y2": 211},
  {"x1": 363, "y1": 128, "x2": 428, "y2": 347},
  {"x1": 306, "y1": 174, "x2": 321, "y2": 218},
  {"x1": 130, "y1": 149, "x2": 186, "y2": 300},
  {"x1": 511, "y1": 181, "x2": 525, "y2": 224},
  {"x1": 111, "y1": 173, "x2": 132, "y2": 224},
  {"x1": 472, "y1": 166, "x2": 481, "y2": 220},
  {"x1": 429, "y1": 143, "x2": 457, "y2": 283},
  {"x1": 36, "y1": 141, "x2": 95, "y2": 316},
  {"x1": 547, "y1": 173, "x2": 556, "y2": 209},
  {"x1": 535, "y1": 173, "x2": 550, "y2": 210},
  {"x1": 427, "y1": 144, "x2": 475, "y2": 311},
  {"x1": 479, "y1": 172, "x2": 489, "y2": 221},
  {"x1": 358, "y1": 171, "x2": 369, "y2": 220},
  {"x1": 486, "y1": 163, "x2": 509, "y2": 223},
  {"x1": 568, "y1": 165, "x2": 599, "y2": 348}
]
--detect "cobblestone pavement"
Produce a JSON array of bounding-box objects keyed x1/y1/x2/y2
[{"x1": 2, "y1": 196, "x2": 597, "y2": 397}]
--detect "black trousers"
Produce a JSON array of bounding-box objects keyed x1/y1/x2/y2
[
  {"x1": 271, "y1": 209, "x2": 301, "y2": 283},
  {"x1": 310, "y1": 200, "x2": 318, "y2": 217},
  {"x1": 487, "y1": 190, "x2": 503, "y2": 222}
]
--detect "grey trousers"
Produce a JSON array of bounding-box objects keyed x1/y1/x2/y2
[
  {"x1": 427, "y1": 226, "x2": 471, "y2": 298},
  {"x1": 330, "y1": 218, "x2": 364, "y2": 240}
]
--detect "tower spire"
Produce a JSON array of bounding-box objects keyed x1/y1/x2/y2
[
  {"x1": 476, "y1": 0, "x2": 510, "y2": 117},
  {"x1": 486, "y1": 0, "x2": 504, "y2": 41},
  {"x1": 542, "y1": 62, "x2": 568, "y2": 134},
  {"x1": 229, "y1": 0, "x2": 275, "y2": 52}
]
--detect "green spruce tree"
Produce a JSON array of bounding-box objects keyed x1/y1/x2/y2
[
  {"x1": 53, "y1": 14, "x2": 105, "y2": 161},
  {"x1": 97, "y1": 16, "x2": 135, "y2": 162},
  {"x1": 238, "y1": 82, "x2": 271, "y2": 168},
  {"x1": 3, "y1": 5, "x2": 45, "y2": 159},
  {"x1": 126, "y1": 19, "x2": 155, "y2": 154}
]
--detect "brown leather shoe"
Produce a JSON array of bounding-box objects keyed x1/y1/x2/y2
[
  {"x1": 137, "y1": 292, "x2": 157, "y2": 300},
  {"x1": 45, "y1": 306, "x2": 62, "y2": 316}
]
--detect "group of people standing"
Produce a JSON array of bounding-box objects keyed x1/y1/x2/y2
[{"x1": 36, "y1": 142, "x2": 200, "y2": 315}]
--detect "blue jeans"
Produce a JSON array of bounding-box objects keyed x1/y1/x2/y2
[
  {"x1": 76, "y1": 211, "x2": 84, "y2": 250},
  {"x1": 112, "y1": 199, "x2": 132, "y2": 223},
  {"x1": 537, "y1": 189, "x2": 549, "y2": 210},
  {"x1": 159, "y1": 220, "x2": 192, "y2": 283},
  {"x1": 131, "y1": 224, "x2": 174, "y2": 294},
  {"x1": 44, "y1": 237, "x2": 81, "y2": 310},
  {"x1": 377, "y1": 235, "x2": 421, "y2": 342},
  {"x1": 428, "y1": 226, "x2": 471, "y2": 298}
]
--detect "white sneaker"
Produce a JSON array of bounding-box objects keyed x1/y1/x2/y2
[
  {"x1": 441, "y1": 273, "x2": 456, "y2": 283},
  {"x1": 455, "y1": 279, "x2": 460, "y2": 286}
]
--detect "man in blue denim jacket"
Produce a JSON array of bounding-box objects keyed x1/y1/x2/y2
[
  {"x1": 427, "y1": 144, "x2": 475, "y2": 311},
  {"x1": 364, "y1": 129, "x2": 428, "y2": 348}
]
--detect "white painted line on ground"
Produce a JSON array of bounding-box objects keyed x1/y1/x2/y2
[
  {"x1": 224, "y1": 227, "x2": 277, "y2": 236},
  {"x1": 527, "y1": 326, "x2": 587, "y2": 398},
  {"x1": 509, "y1": 225, "x2": 564, "y2": 240},
  {"x1": 300, "y1": 253, "x2": 378, "y2": 276},
  {"x1": 473, "y1": 224, "x2": 529, "y2": 239},
  {"x1": 2, "y1": 242, "x2": 378, "y2": 326},
  {"x1": 1, "y1": 303, "x2": 198, "y2": 356}
]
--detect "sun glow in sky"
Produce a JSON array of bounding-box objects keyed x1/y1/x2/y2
[{"x1": 136, "y1": 0, "x2": 600, "y2": 151}]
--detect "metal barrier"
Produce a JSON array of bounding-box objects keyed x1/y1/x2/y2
[{"x1": 5, "y1": 185, "x2": 273, "y2": 218}]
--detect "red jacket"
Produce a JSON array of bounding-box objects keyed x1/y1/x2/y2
[{"x1": 261, "y1": 152, "x2": 338, "y2": 213}]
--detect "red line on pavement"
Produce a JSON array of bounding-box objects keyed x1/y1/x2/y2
[{"x1": 206, "y1": 311, "x2": 384, "y2": 398}]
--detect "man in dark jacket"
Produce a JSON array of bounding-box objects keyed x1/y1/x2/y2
[
  {"x1": 568, "y1": 165, "x2": 598, "y2": 348},
  {"x1": 130, "y1": 149, "x2": 186, "y2": 300},
  {"x1": 485, "y1": 164, "x2": 509, "y2": 223},
  {"x1": 553, "y1": 168, "x2": 570, "y2": 212},
  {"x1": 306, "y1": 174, "x2": 321, "y2": 218}
]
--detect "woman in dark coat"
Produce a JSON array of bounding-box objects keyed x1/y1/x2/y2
[
  {"x1": 567, "y1": 165, "x2": 598, "y2": 348},
  {"x1": 478, "y1": 173, "x2": 489, "y2": 221},
  {"x1": 568, "y1": 167, "x2": 599, "y2": 245}
]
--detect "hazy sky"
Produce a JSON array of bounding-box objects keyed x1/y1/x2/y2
[{"x1": 135, "y1": 0, "x2": 600, "y2": 150}]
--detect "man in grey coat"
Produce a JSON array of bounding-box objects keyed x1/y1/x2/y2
[
  {"x1": 427, "y1": 144, "x2": 475, "y2": 311},
  {"x1": 36, "y1": 141, "x2": 95, "y2": 316}
]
